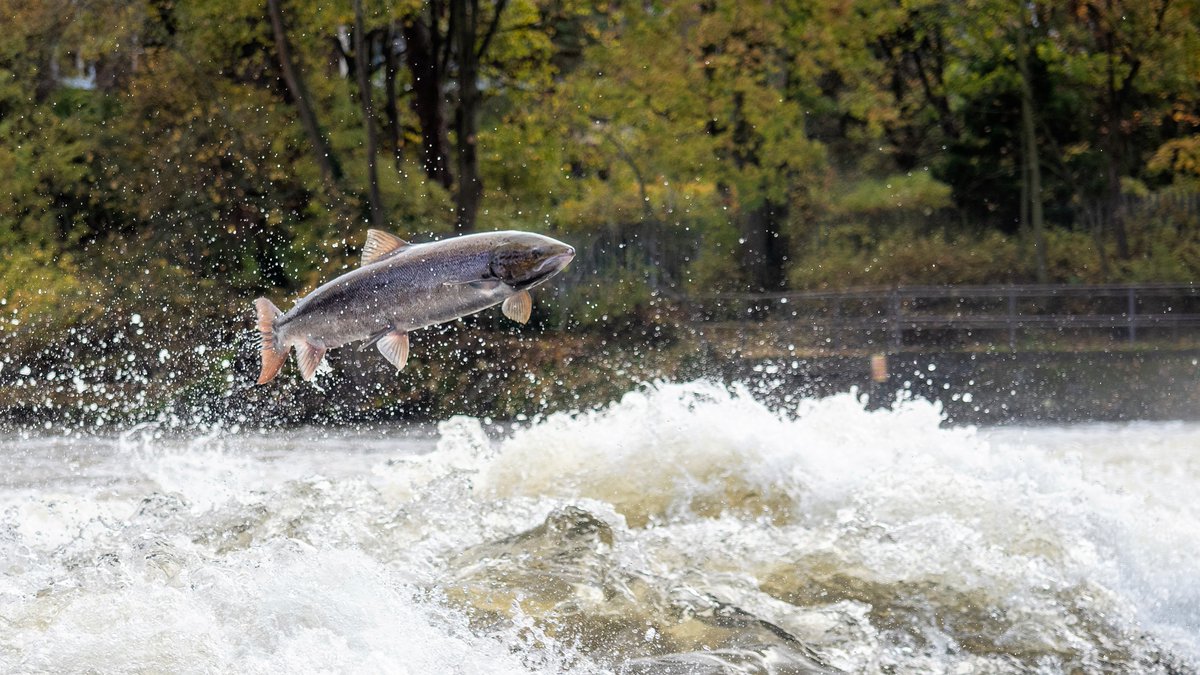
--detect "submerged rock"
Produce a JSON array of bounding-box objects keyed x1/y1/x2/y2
[{"x1": 444, "y1": 505, "x2": 838, "y2": 674}]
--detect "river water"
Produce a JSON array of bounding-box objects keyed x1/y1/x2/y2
[{"x1": 1, "y1": 380, "x2": 1197, "y2": 674}]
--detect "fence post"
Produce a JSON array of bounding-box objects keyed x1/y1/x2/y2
[
  {"x1": 832, "y1": 296, "x2": 842, "y2": 350},
  {"x1": 1127, "y1": 287, "x2": 1137, "y2": 344},
  {"x1": 889, "y1": 289, "x2": 902, "y2": 351},
  {"x1": 1007, "y1": 288, "x2": 1017, "y2": 351}
]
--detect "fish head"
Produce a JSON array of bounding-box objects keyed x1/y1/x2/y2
[{"x1": 489, "y1": 233, "x2": 575, "y2": 290}]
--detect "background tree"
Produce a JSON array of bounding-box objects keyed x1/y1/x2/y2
[
  {"x1": 267, "y1": 0, "x2": 343, "y2": 186},
  {"x1": 1, "y1": 0, "x2": 1199, "y2": 345}
]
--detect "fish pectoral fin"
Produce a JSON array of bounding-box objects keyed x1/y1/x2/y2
[
  {"x1": 444, "y1": 279, "x2": 503, "y2": 291},
  {"x1": 502, "y1": 290, "x2": 532, "y2": 324},
  {"x1": 294, "y1": 340, "x2": 327, "y2": 382},
  {"x1": 377, "y1": 330, "x2": 410, "y2": 371},
  {"x1": 359, "y1": 325, "x2": 393, "y2": 351},
  {"x1": 361, "y1": 229, "x2": 411, "y2": 266}
]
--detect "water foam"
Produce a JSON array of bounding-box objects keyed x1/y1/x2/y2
[
  {"x1": 0, "y1": 431, "x2": 599, "y2": 674},
  {"x1": 481, "y1": 381, "x2": 1200, "y2": 669},
  {"x1": 2, "y1": 380, "x2": 1197, "y2": 673}
]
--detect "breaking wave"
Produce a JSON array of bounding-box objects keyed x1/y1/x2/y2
[{"x1": 2, "y1": 380, "x2": 1197, "y2": 673}]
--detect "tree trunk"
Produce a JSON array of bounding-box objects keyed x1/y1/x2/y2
[
  {"x1": 384, "y1": 22, "x2": 403, "y2": 170},
  {"x1": 266, "y1": 0, "x2": 342, "y2": 184},
  {"x1": 1016, "y1": 10, "x2": 1048, "y2": 283},
  {"x1": 1104, "y1": 131, "x2": 1131, "y2": 259},
  {"x1": 728, "y1": 90, "x2": 788, "y2": 291},
  {"x1": 740, "y1": 202, "x2": 788, "y2": 291},
  {"x1": 1018, "y1": 138, "x2": 1030, "y2": 266},
  {"x1": 1085, "y1": 204, "x2": 1111, "y2": 280},
  {"x1": 401, "y1": 14, "x2": 453, "y2": 190},
  {"x1": 598, "y1": 122, "x2": 662, "y2": 286},
  {"x1": 451, "y1": 0, "x2": 482, "y2": 231},
  {"x1": 1101, "y1": 12, "x2": 1134, "y2": 260},
  {"x1": 353, "y1": 0, "x2": 383, "y2": 226}
]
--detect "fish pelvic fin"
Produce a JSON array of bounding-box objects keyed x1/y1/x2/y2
[
  {"x1": 254, "y1": 297, "x2": 287, "y2": 385},
  {"x1": 294, "y1": 340, "x2": 327, "y2": 382},
  {"x1": 502, "y1": 290, "x2": 532, "y2": 324},
  {"x1": 359, "y1": 325, "x2": 392, "y2": 351},
  {"x1": 377, "y1": 330, "x2": 410, "y2": 371}
]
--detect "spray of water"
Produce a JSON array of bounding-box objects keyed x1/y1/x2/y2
[{"x1": 2, "y1": 381, "x2": 1197, "y2": 673}]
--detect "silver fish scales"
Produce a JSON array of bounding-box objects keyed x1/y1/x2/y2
[{"x1": 254, "y1": 229, "x2": 574, "y2": 384}]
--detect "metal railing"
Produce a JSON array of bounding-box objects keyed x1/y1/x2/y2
[{"x1": 680, "y1": 283, "x2": 1200, "y2": 350}]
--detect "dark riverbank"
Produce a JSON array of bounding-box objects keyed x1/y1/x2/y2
[
  {"x1": 233, "y1": 337, "x2": 1200, "y2": 426},
  {"x1": 718, "y1": 349, "x2": 1200, "y2": 426},
  {"x1": 2, "y1": 315, "x2": 1197, "y2": 431}
]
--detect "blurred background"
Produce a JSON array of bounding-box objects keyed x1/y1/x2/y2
[{"x1": 1, "y1": 0, "x2": 1198, "y2": 426}]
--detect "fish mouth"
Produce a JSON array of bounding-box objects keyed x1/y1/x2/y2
[{"x1": 513, "y1": 248, "x2": 575, "y2": 289}]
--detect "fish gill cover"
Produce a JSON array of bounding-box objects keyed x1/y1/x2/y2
[{"x1": 1, "y1": 381, "x2": 1197, "y2": 674}]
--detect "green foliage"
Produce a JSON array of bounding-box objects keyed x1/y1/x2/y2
[
  {"x1": 1149, "y1": 136, "x2": 1200, "y2": 182},
  {"x1": 834, "y1": 172, "x2": 953, "y2": 216},
  {"x1": 0, "y1": 92, "x2": 101, "y2": 250},
  {"x1": 557, "y1": 264, "x2": 655, "y2": 328},
  {"x1": 789, "y1": 228, "x2": 1024, "y2": 288},
  {"x1": 1119, "y1": 198, "x2": 1200, "y2": 281},
  {"x1": 685, "y1": 219, "x2": 746, "y2": 292},
  {"x1": 0, "y1": 0, "x2": 1199, "y2": 340},
  {"x1": 0, "y1": 248, "x2": 96, "y2": 336}
]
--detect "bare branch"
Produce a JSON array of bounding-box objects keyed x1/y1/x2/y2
[{"x1": 475, "y1": 0, "x2": 509, "y2": 61}]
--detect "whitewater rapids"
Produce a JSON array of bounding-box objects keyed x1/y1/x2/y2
[{"x1": 1, "y1": 381, "x2": 1197, "y2": 673}]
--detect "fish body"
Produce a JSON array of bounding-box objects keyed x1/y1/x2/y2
[{"x1": 254, "y1": 229, "x2": 574, "y2": 384}]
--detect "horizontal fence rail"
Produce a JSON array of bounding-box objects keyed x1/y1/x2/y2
[{"x1": 677, "y1": 283, "x2": 1200, "y2": 350}]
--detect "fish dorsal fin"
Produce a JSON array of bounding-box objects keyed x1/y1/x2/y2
[
  {"x1": 361, "y1": 229, "x2": 411, "y2": 266},
  {"x1": 502, "y1": 290, "x2": 532, "y2": 324}
]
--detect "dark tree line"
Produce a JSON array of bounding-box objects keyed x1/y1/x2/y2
[{"x1": 1, "y1": 0, "x2": 1198, "y2": 338}]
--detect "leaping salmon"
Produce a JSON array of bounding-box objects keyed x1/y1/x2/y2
[{"x1": 253, "y1": 229, "x2": 575, "y2": 384}]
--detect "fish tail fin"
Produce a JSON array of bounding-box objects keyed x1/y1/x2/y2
[{"x1": 254, "y1": 297, "x2": 287, "y2": 385}]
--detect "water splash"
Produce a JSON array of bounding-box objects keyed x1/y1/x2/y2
[{"x1": 1, "y1": 381, "x2": 1197, "y2": 673}]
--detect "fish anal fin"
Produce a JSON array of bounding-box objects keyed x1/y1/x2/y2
[
  {"x1": 254, "y1": 297, "x2": 287, "y2": 385},
  {"x1": 377, "y1": 330, "x2": 410, "y2": 371},
  {"x1": 502, "y1": 290, "x2": 532, "y2": 324},
  {"x1": 361, "y1": 229, "x2": 411, "y2": 266},
  {"x1": 294, "y1": 340, "x2": 327, "y2": 381}
]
